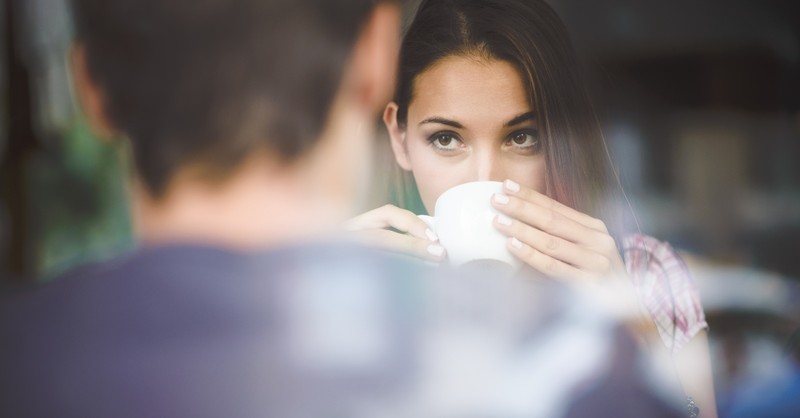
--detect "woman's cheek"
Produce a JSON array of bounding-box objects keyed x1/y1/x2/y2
[
  {"x1": 408, "y1": 151, "x2": 460, "y2": 212},
  {"x1": 414, "y1": 165, "x2": 455, "y2": 213},
  {"x1": 508, "y1": 157, "x2": 547, "y2": 193}
]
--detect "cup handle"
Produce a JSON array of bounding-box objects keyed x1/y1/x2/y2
[{"x1": 417, "y1": 215, "x2": 435, "y2": 232}]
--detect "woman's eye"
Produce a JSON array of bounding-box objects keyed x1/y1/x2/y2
[
  {"x1": 506, "y1": 130, "x2": 540, "y2": 151},
  {"x1": 429, "y1": 133, "x2": 463, "y2": 151}
]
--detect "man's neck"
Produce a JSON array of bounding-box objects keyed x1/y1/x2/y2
[{"x1": 131, "y1": 155, "x2": 341, "y2": 251}]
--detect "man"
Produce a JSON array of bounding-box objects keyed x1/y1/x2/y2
[
  {"x1": 1, "y1": 1, "x2": 403, "y2": 416},
  {"x1": 0, "y1": 1, "x2": 684, "y2": 417}
]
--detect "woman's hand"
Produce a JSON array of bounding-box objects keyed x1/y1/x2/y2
[
  {"x1": 491, "y1": 179, "x2": 626, "y2": 283},
  {"x1": 492, "y1": 179, "x2": 648, "y2": 328},
  {"x1": 343, "y1": 204, "x2": 446, "y2": 261}
]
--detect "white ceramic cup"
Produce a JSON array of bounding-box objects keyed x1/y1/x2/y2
[{"x1": 418, "y1": 181, "x2": 521, "y2": 270}]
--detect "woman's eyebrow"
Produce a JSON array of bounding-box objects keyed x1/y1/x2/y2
[
  {"x1": 418, "y1": 117, "x2": 464, "y2": 129},
  {"x1": 504, "y1": 112, "x2": 536, "y2": 127}
]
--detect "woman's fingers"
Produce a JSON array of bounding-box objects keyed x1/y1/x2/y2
[
  {"x1": 494, "y1": 214, "x2": 612, "y2": 273},
  {"x1": 494, "y1": 180, "x2": 626, "y2": 278},
  {"x1": 344, "y1": 204, "x2": 438, "y2": 242},
  {"x1": 505, "y1": 236, "x2": 591, "y2": 282},
  {"x1": 502, "y1": 180, "x2": 608, "y2": 233},
  {"x1": 343, "y1": 204, "x2": 443, "y2": 261},
  {"x1": 355, "y1": 228, "x2": 446, "y2": 261},
  {"x1": 492, "y1": 192, "x2": 612, "y2": 250}
]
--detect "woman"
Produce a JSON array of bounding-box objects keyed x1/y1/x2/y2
[{"x1": 346, "y1": 0, "x2": 716, "y2": 416}]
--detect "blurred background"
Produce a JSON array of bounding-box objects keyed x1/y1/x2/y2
[
  {"x1": 0, "y1": 0, "x2": 798, "y2": 415},
  {"x1": 561, "y1": 0, "x2": 800, "y2": 267},
  {"x1": 546, "y1": 1, "x2": 800, "y2": 415}
]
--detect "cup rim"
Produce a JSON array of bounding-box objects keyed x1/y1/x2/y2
[{"x1": 434, "y1": 180, "x2": 504, "y2": 216}]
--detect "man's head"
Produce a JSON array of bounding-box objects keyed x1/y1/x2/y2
[{"x1": 70, "y1": 0, "x2": 399, "y2": 244}]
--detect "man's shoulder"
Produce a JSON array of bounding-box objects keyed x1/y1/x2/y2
[
  {"x1": 0, "y1": 242, "x2": 424, "y2": 416},
  {"x1": 0, "y1": 242, "x2": 423, "y2": 337},
  {"x1": 54, "y1": 241, "x2": 412, "y2": 282},
  {"x1": 9, "y1": 241, "x2": 417, "y2": 302}
]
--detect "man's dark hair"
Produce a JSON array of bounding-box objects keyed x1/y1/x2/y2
[{"x1": 71, "y1": 0, "x2": 382, "y2": 196}]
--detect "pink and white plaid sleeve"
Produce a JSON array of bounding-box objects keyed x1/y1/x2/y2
[{"x1": 622, "y1": 234, "x2": 708, "y2": 353}]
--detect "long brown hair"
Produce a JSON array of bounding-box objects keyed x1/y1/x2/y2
[{"x1": 391, "y1": 0, "x2": 631, "y2": 238}]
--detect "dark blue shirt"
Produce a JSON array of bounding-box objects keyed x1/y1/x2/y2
[{"x1": 0, "y1": 243, "x2": 683, "y2": 418}]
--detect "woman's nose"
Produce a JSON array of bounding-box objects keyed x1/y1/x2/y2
[{"x1": 475, "y1": 150, "x2": 506, "y2": 182}]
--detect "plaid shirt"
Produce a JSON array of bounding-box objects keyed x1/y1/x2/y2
[{"x1": 623, "y1": 234, "x2": 708, "y2": 353}]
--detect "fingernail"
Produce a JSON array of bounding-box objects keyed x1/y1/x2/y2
[
  {"x1": 496, "y1": 214, "x2": 512, "y2": 226},
  {"x1": 504, "y1": 179, "x2": 520, "y2": 193},
  {"x1": 493, "y1": 194, "x2": 509, "y2": 205},
  {"x1": 427, "y1": 244, "x2": 445, "y2": 257},
  {"x1": 510, "y1": 237, "x2": 523, "y2": 249},
  {"x1": 342, "y1": 223, "x2": 359, "y2": 232},
  {"x1": 425, "y1": 228, "x2": 439, "y2": 242}
]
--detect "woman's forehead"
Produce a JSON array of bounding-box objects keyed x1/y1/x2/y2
[{"x1": 408, "y1": 56, "x2": 534, "y2": 127}]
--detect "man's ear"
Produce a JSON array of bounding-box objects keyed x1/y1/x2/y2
[
  {"x1": 70, "y1": 44, "x2": 116, "y2": 139},
  {"x1": 384, "y1": 102, "x2": 412, "y2": 171},
  {"x1": 348, "y1": 3, "x2": 401, "y2": 111}
]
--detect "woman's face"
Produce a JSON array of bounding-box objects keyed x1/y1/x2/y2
[{"x1": 386, "y1": 56, "x2": 546, "y2": 214}]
